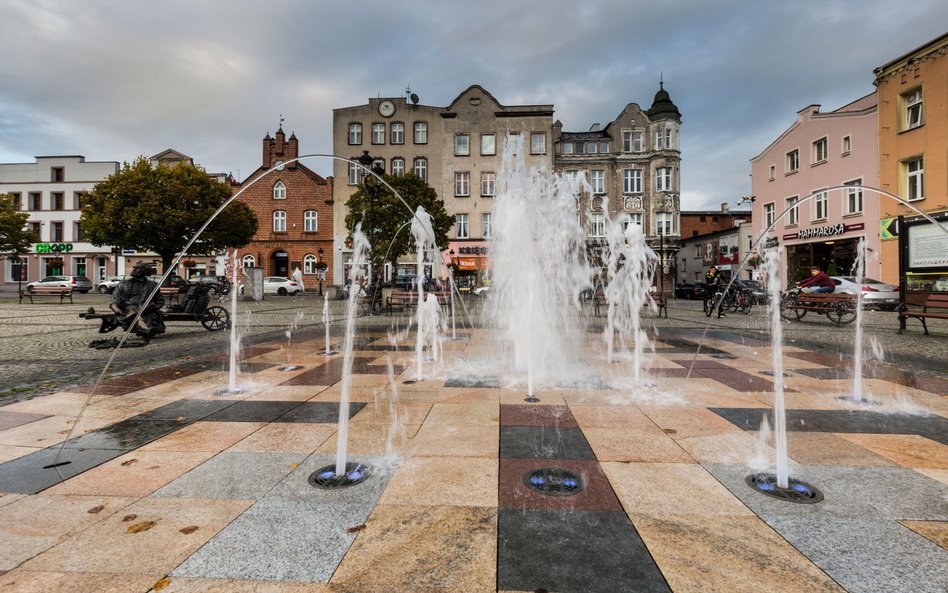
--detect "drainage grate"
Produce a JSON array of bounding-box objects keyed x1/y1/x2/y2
[
  {"x1": 745, "y1": 473, "x2": 823, "y2": 504},
  {"x1": 523, "y1": 468, "x2": 584, "y2": 496},
  {"x1": 309, "y1": 462, "x2": 372, "y2": 489},
  {"x1": 710, "y1": 354, "x2": 738, "y2": 360},
  {"x1": 835, "y1": 395, "x2": 882, "y2": 406},
  {"x1": 278, "y1": 365, "x2": 303, "y2": 372},
  {"x1": 760, "y1": 370, "x2": 789, "y2": 377}
]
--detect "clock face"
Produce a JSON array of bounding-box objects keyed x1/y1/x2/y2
[
  {"x1": 274, "y1": 160, "x2": 285, "y2": 171},
  {"x1": 378, "y1": 100, "x2": 395, "y2": 118}
]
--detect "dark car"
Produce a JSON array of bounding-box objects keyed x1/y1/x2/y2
[
  {"x1": 674, "y1": 283, "x2": 707, "y2": 300},
  {"x1": 148, "y1": 273, "x2": 189, "y2": 289},
  {"x1": 731, "y1": 278, "x2": 768, "y2": 304},
  {"x1": 190, "y1": 274, "x2": 229, "y2": 295}
]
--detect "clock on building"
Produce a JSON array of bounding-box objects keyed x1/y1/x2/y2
[
  {"x1": 378, "y1": 100, "x2": 395, "y2": 118},
  {"x1": 274, "y1": 160, "x2": 285, "y2": 171}
]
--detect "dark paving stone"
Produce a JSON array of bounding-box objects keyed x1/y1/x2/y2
[
  {"x1": 275, "y1": 401, "x2": 366, "y2": 424},
  {"x1": 444, "y1": 376, "x2": 501, "y2": 388},
  {"x1": 63, "y1": 416, "x2": 196, "y2": 450},
  {"x1": 204, "y1": 400, "x2": 302, "y2": 423},
  {"x1": 501, "y1": 405, "x2": 578, "y2": 428},
  {"x1": 670, "y1": 359, "x2": 731, "y2": 370},
  {"x1": 500, "y1": 426, "x2": 596, "y2": 460},
  {"x1": 554, "y1": 378, "x2": 611, "y2": 389},
  {"x1": 279, "y1": 357, "x2": 394, "y2": 386},
  {"x1": 785, "y1": 351, "x2": 845, "y2": 367},
  {"x1": 0, "y1": 446, "x2": 125, "y2": 494},
  {"x1": 140, "y1": 399, "x2": 235, "y2": 420},
  {"x1": 710, "y1": 407, "x2": 948, "y2": 445},
  {"x1": 0, "y1": 411, "x2": 50, "y2": 431},
  {"x1": 498, "y1": 458, "x2": 622, "y2": 512},
  {"x1": 649, "y1": 367, "x2": 691, "y2": 378},
  {"x1": 498, "y1": 508, "x2": 671, "y2": 593},
  {"x1": 694, "y1": 369, "x2": 782, "y2": 392},
  {"x1": 794, "y1": 367, "x2": 852, "y2": 380},
  {"x1": 238, "y1": 362, "x2": 280, "y2": 374},
  {"x1": 73, "y1": 366, "x2": 208, "y2": 395}
]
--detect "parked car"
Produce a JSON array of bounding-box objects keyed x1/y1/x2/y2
[
  {"x1": 731, "y1": 278, "x2": 769, "y2": 305},
  {"x1": 97, "y1": 275, "x2": 131, "y2": 294},
  {"x1": 674, "y1": 283, "x2": 707, "y2": 300},
  {"x1": 830, "y1": 276, "x2": 899, "y2": 310},
  {"x1": 27, "y1": 275, "x2": 93, "y2": 294},
  {"x1": 190, "y1": 274, "x2": 230, "y2": 295},
  {"x1": 148, "y1": 273, "x2": 189, "y2": 289},
  {"x1": 263, "y1": 276, "x2": 301, "y2": 295}
]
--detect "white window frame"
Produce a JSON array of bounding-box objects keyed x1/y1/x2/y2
[
  {"x1": 656, "y1": 167, "x2": 672, "y2": 192},
  {"x1": 623, "y1": 169, "x2": 642, "y2": 193},
  {"x1": 906, "y1": 157, "x2": 924, "y2": 201},
  {"x1": 845, "y1": 179, "x2": 863, "y2": 214},
  {"x1": 455, "y1": 213, "x2": 469, "y2": 239},
  {"x1": 481, "y1": 171, "x2": 495, "y2": 196},
  {"x1": 372, "y1": 123, "x2": 385, "y2": 145},
  {"x1": 590, "y1": 213, "x2": 606, "y2": 237},
  {"x1": 414, "y1": 122, "x2": 428, "y2": 144},
  {"x1": 842, "y1": 135, "x2": 851, "y2": 155},
  {"x1": 764, "y1": 203, "x2": 776, "y2": 228},
  {"x1": 622, "y1": 130, "x2": 633, "y2": 152},
  {"x1": 413, "y1": 158, "x2": 427, "y2": 182},
  {"x1": 348, "y1": 162, "x2": 360, "y2": 185},
  {"x1": 904, "y1": 88, "x2": 923, "y2": 130},
  {"x1": 455, "y1": 172, "x2": 470, "y2": 197},
  {"x1": 273, "y1": 180, "x2": 286, "y2": 200},
  {"x1": 655, "y1": 212, "x2": 673, "y2": 235},
  {"x1": 632, "y1": 131, "x2": 643, "y2": 152},
  {"x1": 348, "y1": 123, "x2": 362, "y2": 145},
  {"x1": 628, "y1": 212, "x2": 643, "y2": 228},
  {"x1": 562, "y1": 142, "x2": 574, "y2": 155},
  {"x1": 390, "y1": 122, "x2": 404, "y2": 144},
  {"x1": 786, "y1": 196, "x2": 799, "y2": 226},
  {"x1": 812, "y1": 137, "x2": 828, "y2": 164},
  {"x1": 273, "y1": 210, "x2": 286, "y2": 232},
  {"x1": 482, "y1": 212, "x2": 492, "y2": 238},
  {"x1": 304, "y1": 210, "x2": 318, "y2": 232},
  {"x1": 786, "y1": 149, "x2": 799, "y2": 173},
  {"x1": 391, "y1": 158, "x2": 405, "y2": 176},
  {"x1": 455, "y1": 133, "x2": 470, "y2": 156},
  {"x1": 303, "y1": 254, "x2": 318, "y2": 274},
  {"x1": 481, "y1": 134, "x2": 496, "y2": 155},
  {"x1": 531, "y1": 133, "x2": 546, "y2": 155},
  {"x1": 813, "y1": 191, "x2": 828, "y2": 221},
  {"x1": 242, "y1": 254, "x2": 255, "y2": 268},
  {"x1": 590, "y1": 170, "x2": 605, "y2": 194}
]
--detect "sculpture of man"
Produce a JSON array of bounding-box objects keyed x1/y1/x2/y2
[{"x1": 110, "y1": 262, "x2": 165, "y2": 338}]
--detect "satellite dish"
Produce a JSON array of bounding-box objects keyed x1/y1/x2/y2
[{"x1": 410, "y1": 93, "x2": 419, "y2": 104}]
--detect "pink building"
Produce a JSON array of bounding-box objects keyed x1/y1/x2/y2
[{"x1": 750, "y1": 93, "x2": 879, "y2": 285}]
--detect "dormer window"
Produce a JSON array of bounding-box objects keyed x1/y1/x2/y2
[{"x1": 273, "y1": 181, "x2": 286, "y2": 200}]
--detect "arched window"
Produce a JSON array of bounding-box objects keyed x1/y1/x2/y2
[
  {"x1": 242, "y1": 254, "x2": 255, "y2": 268},
  {"x1": 273, "y1": 180, "x2": 286, "y2": 200},
  {"x1": 273, "y1": 210, "x2": 286, "y2": 232},
  {"x1": 304, "y1": 210, "x2": 318, "y2": 232},
  {"x1": 303, "y1": 253, "x2": 318, "y2": 274}
]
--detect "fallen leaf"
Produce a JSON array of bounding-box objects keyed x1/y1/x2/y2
[
  {"x1": 346, "y1": 524, "x2": 367, "y2": 533},
  {"x1": 121, "y1": 514, "x2": 137, "y2": 522},
  {"x1": 147, "y1": 465, "x2": 160, "y2": 470},
  {"x1": 176, "y1": 416, "x2": 188, "y2": 422},
  {"x1": 289, "y1": 463, "x2": 299, "y2": 470},
  {"x1": 87, "y1": 505, "x2": 105, "y2": 514},
  {"x1": 179, "y1": 526, "x2": 199, "y2": 534},
  {"x1": 127, "y1": 520, "x2": 157, "y2": 533},
  {"x1": 152, "y1": 577, "x2": 171, "y2": 590},
  {"x1": 120, "y1": 459, "x2": 138, "y2": 467},
  {"x1": 663, "y1": 429, "x2": 677, "y2": 435}
]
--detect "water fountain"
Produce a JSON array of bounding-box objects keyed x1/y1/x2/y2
[
  {"x1": 839, "y1": 238, "x2": 880, "y2": 406},
  {"x1": 216, "y1": 251, "x2": 245, "y2": 396},
  {"x1": 410, "y1": 206, "x2": 437, "y2": 381},
  {"x1": 321, "y1": 292, "x2": 337, "y2": 356},
  {"x1": 278, "y1": 308, "x2": 306, "y2": 372}
]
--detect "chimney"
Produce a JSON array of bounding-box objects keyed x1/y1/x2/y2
[
  {"x1": 262, "y1": 133, "x2": 272, "y2": 169},
  {"x1": 721, "y1": 202, "x2": 730, "y2": 214}
]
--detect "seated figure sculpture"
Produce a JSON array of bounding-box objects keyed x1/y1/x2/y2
[{"x1": 83, "y1": 263, "x2": 165, "y2": 346}]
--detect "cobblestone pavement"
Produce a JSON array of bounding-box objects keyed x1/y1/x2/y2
[{"x1": 0, "y1": 291, "x2": 944, "y2": 403}]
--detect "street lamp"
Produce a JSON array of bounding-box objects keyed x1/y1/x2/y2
[
  {"x1": 317, "y1": 247, "x2": 324, "y2": 297},
  {"x1": 356, "y1": 150, "x2": 385, "y2": 312}
]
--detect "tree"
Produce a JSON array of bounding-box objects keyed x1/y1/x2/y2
[
  {"x1": 344, "y1": 173, "x2": 454, "y2": 274},
  {"x1": 80, "y1": 157, "x2": 258, "y2": 271},
  {"x1": 0, "y1": 193, "x2": 38, "y2": 256}
]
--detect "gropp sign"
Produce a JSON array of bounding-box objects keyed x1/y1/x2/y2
[{"x1": 35, "y1": 243, "x2": 74, "y2": 253}]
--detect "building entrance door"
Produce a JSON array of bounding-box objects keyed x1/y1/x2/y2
[{"x1": 271, "y1": 250, "x2": 289, "y2": 277}]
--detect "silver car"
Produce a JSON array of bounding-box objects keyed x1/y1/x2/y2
[
  {"x1": 97, "y1": 275, "x2": 131, "y2": 294},
  {"x1": 830, "y1": 276, "x2": 900, "y2": 310},
  {"x1": 27, "y1": 275, "x2": 94, "y2": 294}
]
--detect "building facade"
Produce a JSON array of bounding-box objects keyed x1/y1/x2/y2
[
  {"x1": 0, "y1": 155, "x2": 119, "y2": 289},
  {"x1": 750, "y1": 94, "x2": 879, "y2": 286},
  {"x1": 874, "y1": 32, "x2": 948, "y2": 291},
  {"x1": 553, "y1": 83, "x2": 682, "y2": 294},
  {"x1": 234, "y1": 129, "x2": 334, "y2": 289},
  {"x1": 678, "y1": 205, "x2": 752, "y2": 283}
]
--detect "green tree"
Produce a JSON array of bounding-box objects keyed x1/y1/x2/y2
[
  {"x1": 0, "y1": 193, "x2": 38, "y2": 256},
  {"x1": 344, "y1": 173, "x2": 453, "y2": 273},
  {"x1": 80, "y1": 157, "x2": 258, "y2": 271}
]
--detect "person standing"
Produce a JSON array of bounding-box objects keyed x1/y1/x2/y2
[{"x1": 704, "y1": 265, "x2": 726, "y2": 318}]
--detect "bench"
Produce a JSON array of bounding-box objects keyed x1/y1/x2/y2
[
  {"x1": 781, "y1": 291, "x2": 856, "y2": 326},
  {"x1": 19, "y1": 286, "x2": 73, "y2": 304},
  {"x1": 386, "y1": 290, "x2": 450, "y2": 316},
  {"x1": 898, "y1": 293, "x2": 948, "y2": 335},
  {"x1": 592, "y1": 290, "x2": 667, "y2": 318}
]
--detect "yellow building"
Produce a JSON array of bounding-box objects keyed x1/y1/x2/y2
[{"x1": 874, "y1": 32, "x2": 948, "y2": 290}]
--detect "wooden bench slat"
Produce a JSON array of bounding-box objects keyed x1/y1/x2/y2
[
  {"x1": 19, "y1": 286, "x2": 73, "y2": 304},
  {"x1": 898, "y1": 293, "x2": 948, "y2": 335}
]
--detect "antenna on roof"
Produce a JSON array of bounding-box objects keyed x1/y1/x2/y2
[
  {"x1": 279, "y1": 114, "x2": 285, "y2": 130},
  {"x1": 659, "y1": 71, "x2": 664, "y2": 89}
]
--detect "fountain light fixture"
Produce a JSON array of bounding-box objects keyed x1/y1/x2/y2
[
  {"x1": 745, "y1": 473, "x2": 823, "y2": 504},
  {"x1": 309, "y1": 462, "x2": 372, "y2": 489}
]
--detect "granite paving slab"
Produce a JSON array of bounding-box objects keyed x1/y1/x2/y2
[
  {"x1": 203, "y1": 400, "x2": 302, "y2": 423},
  {"x1": 499, "y1": 426, "x2": 596, "y2": 460},
  {"x1": 263, "y1": 454, "x2": 394, "y2": 505},
  {"x1": 497, "y1": 508, "x2": 671, "y2": 593},
  {"x1": 274, "y1": 401, "x2": 366, "y2": 424},
  {"x1": 152, "y1": 452, "x2": 307, "y2": 500},
  {"x1": 500, "y1": 404, "x2": 578, "y2": 427},
  {"x1": 0, "y1": 446, "x2": 128, "y2": 494},
  {"x1": 0, "y1": 570, "x2": 161, "y2": 593},
  {"x1": 0, "y1": 411, "x2": 51, "y2": 431},
  {"x1": 498, "y1": 457, "x2": 623, "y2": 512},
  {"x1": 61, "y1": 416, "x2": 195, "y2": 451},
  {"x1": 444, "y1": 376, "x2": 501, "y2": 388}
]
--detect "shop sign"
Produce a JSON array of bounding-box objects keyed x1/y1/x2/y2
[
  {"x1": 796, "y1": 223, "x2": 845, "y2": 240},
  {"x1": 35, "y1": 243, "x2": 73, "y2": 253},
  {"x1": 458, "y1": 246, "x2": 488, "y2": 255},
  {"x1": 458, "y1": 258, "x2": 479, "y2": 270},
  {"x1": 764, "y1": 237, "x2": 779, "y2": 248}
]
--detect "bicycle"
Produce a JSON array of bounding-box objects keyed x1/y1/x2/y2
[
  {"x1": 704, "y1": 287, "x2": 725, "y2": 317},
  {"x1": 728, "y1": 288, "x2": 753, "y2": 314}
]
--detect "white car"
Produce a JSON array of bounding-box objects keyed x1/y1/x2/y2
[
  {"x1": 263, "y1": 276, "x2": 301, "y2": 296},
  {"x1": 830, "y1": 276, "x2": 899, "y2": 310}
]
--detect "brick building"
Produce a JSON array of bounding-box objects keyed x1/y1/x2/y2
[{"x1": 233, "y1": 128, "x2": 333, "y2": 289}]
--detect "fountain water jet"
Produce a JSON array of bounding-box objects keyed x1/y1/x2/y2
[
  {"x1": 216, "y1": 251, "x2": 245, "y2": 395},
  {"x1": 321, "y1": 292, "x2": 337, "y2": 356}
]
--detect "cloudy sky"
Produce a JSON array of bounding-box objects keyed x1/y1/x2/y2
[{"x1": 2, "y1": 1, "x2": 946, "y2": 210}]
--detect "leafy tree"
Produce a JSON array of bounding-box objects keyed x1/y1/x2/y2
[
  {"x1": 81, "y1": 157, "x2": 258, "y2": 271},
  {"x1": 0, "y1": 193, "x2": 38, "y2": 256},
  {"x1": 344, "y1": 173, "x2": 453, "y2": 274}
]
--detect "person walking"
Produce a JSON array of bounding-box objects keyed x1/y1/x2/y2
[{"x1": 796, "y1": 266, "x2": 836, "y2": 294}]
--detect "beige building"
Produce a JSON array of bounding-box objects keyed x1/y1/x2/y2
[
  {"x1": 331, "y1": 85, "x2": 553, "y2": 287},
  {"x1": 874, "y1": 32, "x2": 948, "y2": 291}
]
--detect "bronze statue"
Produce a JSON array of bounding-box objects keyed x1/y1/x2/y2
[{"x1": 82, "y1": 263, "x2": 165, "y2": 347}]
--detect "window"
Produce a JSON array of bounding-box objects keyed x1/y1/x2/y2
[
  {"x1": 481, "y1": 134, "x2": 496, "y2": 155},
  {"x1": 391, "y1": 158, "x2": 405, "y2": 176},
  {"x1": 586, "y1": 142, "x2": 598, "y2": 154},
  {"x1": 303, "y1": 254, "x2": 318, "y2": 274},
  {"x1": 273, "y1": 180, "x2": 286, "y2": 199},
  {"x1": 562, "y1": 142, "x2": 574, "y2": 155},
  {"x1": 242, "y1": 255, "x2": 255, "y2": 268},
  {"x1": 590, "y1": 213, "x2": 605, "y2": 237},
  {"x1": 304, "y1": 210, "x2": 318, "y2": 232},
  {"x1": 623, "y1": 169, "x2": 642, "y2": 193},
  {"x1": 455, "y1": 213, "x2": 469, "y2": 239},
  {"x1": 348, "y1": 162, "x2": 360, "y2": 185},
  {"x1": 52, "y1": 221, "x2": 64, "y2": 242},
  {"x1": 624, "y1": 212, "x2": 643, "y2": 229},
  {"x1": 372, "y1": 123, "x2": 385, "y2": 144},
  {"x1": 906, "y1": 157, "x2": 924, "y2": 201},
  {"x1": 390, "y1": 123, "x2": 404, "y2": 144},
  {"x1": 29, "y1": 222, "x2": 40, "y2": 239},
  {"x1": 812, "y1": 137, "x2": 827, "y2": 164},
  {"x1": 74, "y1": 191, "x2": 86, "y2": 209},
  {"x1": 786, "y1": 149, "x2": 799, "y2": 173},
  {"x1": 73, "y1": 257, "x2": 86, "y2": 277},
  {"x1": 764, "y1": 203, "x2": 775, "y2": 228},
  {"x1": 454, "y1": 133, "x2": 470, "y2": 156},
  {"x1": 482, "y1": 212, "x2": 492, "y2": 238},
  {"x1": 590, "y1": 170, "x2": 604, "y2": 194},
  {"x1": 75, "y1": 222, "x2": 84, "y2": 242},
  {"x1": 273, "y1": 210, "x2": 286, "y2": 232},
  {"x1": 414, "y1": 122, "x2": 428, "y2": 144},
  {"x1": 481, "y1": 171, "x2": 495, "y2": 196},
  {"x1": 51, "y1": 166, "x2": 64, "y2": 182},
  {"x1": 769, "y1": 165, "x2": 776, "y2": 180},
  {"x1": 813, "y1": 191, "x2": 828, "y2": 221},
  {"x1": 51, "y1": 192, "x2": 64, "y2": 210},
  {"x1": 842, "y1": 135, "x2": 851, "y2": 155},
  {"x1": 655, "y1": 212, "x2": 674, "y2": 235},
  {"x1": 632, "y1": 131, "x2": 643, "y2": 152},
  {"x1": 413, "y1": 158, "x2": 427, "y2": 182},
  {"x1": 348, "y1": 123, "x2": 362, "y2": 145},
  {"x1": 786, "y1": 196, "x2": 799, "y2": 226},
  {"x1": 9, "y1": 192, "x2": 21, "y2": 210},
  {"x1": 372, "y1": 159, "x2": 385, "y2": 174},
  {"x1": 8, "y1": 257, "x2": 27, "y2": 282},
  {"x1": 531, "y1": 133, "x2": 546, "y2": 154},
  {"x1": 599, "y1": 141, "x2": 609, "y2": 154},
  {"x1": 622, "y1": 131, "x2": 634, "y2": 152},
  {"x1": 695, "y1": 244, "x2": 702, "y2": 258},
  {"x1": 455, "y1": 172, "x2": 470, "y2": 197},
  {"x1": 656, "y1": 167, "x2": 672, "y2": 192},
  {"x1": 29, "y1": 192, "x2": 41, "y2": 210},
  {"x1": 655, "y1": 127, "x2": 673, "y2": 150},
  {"x1": 904, "y1": 88, "x2": 923, "y2": 130},
  {"x1": 845, "y1": 179, "x2": 863, "y2": 214}
]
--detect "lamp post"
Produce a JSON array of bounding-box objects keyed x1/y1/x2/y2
[
  {"x1": 356, "y1": 150, "x2": 385, "y2": 312},
  {"x1": 317, "y1": 247, "x2": 324, "y2": 297},
  {"x1": 659, "y1": 229, "x2": 665, "y2": 295}
]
